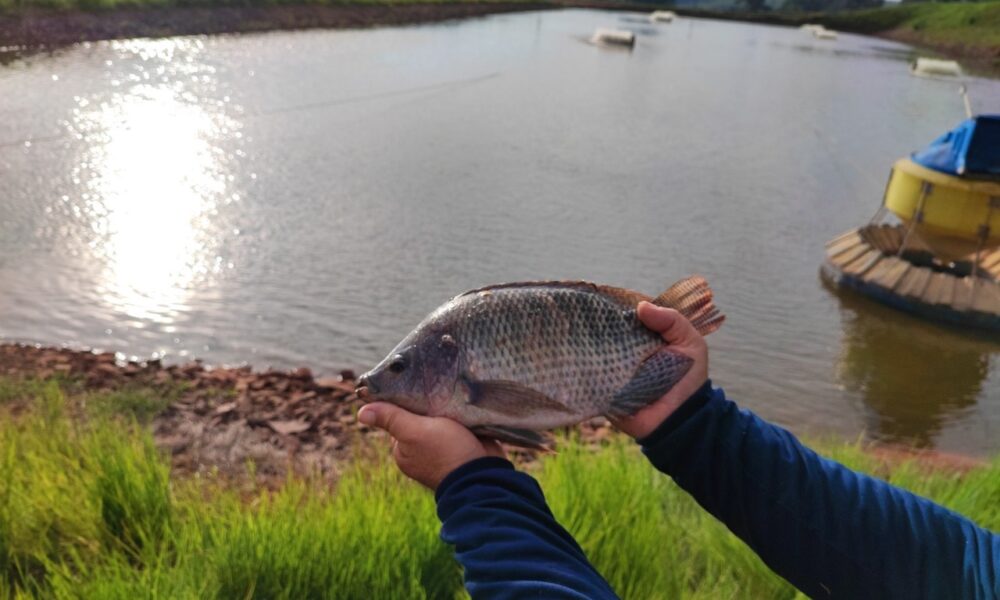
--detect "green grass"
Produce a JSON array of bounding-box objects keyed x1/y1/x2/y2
[
  {"x1": 668, "y1": 1, "x2": 1000, "y2": 51},
  {"x1": 820, "y1": 1, "x2": 1000, "y2": 48},
  {"x1": 0, "y1": 378, "x2": 997, "y2": 599}
]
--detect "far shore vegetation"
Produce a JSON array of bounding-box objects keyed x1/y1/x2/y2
[
  {"x1": 0, "y1": 375, "x2": 997, "y2": 598},
  {"x1": 681, "y1": 1, "x2": 1000, "y2": 64}
]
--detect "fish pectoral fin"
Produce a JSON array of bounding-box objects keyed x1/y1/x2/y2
[
  {"x1": 465, "y1": 378, "x2": 574, "y2": 416},
  {"x1": 605, "y1": 350, "x2": 693, "y2": 419},
  {"x1": 471, "y1": 425, "x2": 554, "y2": 451}
]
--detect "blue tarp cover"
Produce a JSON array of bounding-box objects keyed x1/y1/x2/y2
[{"x1": 911, "y1": 115, "x2": 1000, "y2": 178}]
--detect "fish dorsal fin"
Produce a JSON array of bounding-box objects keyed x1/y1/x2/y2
[
  {"x1": 460, "y1": 280, "x2": 602, "y2": 296},
  {"x1": 653, "y1": 276, "x2": 725, "y2": 336},
  {"x1": 458, "y1": 281, "x2": 651, "y2": 308},
  {"x1": 463, "y1": 377, "x2": 575, "y2": 416}
]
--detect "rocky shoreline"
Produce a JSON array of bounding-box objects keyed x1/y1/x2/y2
[{"x1": 0, "y1": 343, "x2": 371, "y2": 481}]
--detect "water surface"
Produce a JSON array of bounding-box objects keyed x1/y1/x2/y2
[{"x1": 2, "y1": 10, "x2": 998, "y2": 453}]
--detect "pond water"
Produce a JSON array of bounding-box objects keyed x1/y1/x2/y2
[{"x1": 2, "y1": 9, "x2": 998, "y2": 453}]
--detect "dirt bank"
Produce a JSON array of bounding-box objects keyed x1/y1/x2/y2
[
  {"x1": 879, "y1": 28, "x2": 1000, "y2": 77},
  {"x1": 0, "y1": 3, "x2": 549, "y2": 49},
  {"x1": 0, "y1": 343, "x2": 369, "y2": 481}
]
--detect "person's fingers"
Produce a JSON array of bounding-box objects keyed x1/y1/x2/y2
[
  {"x1": 358, "y1": 402, "x2": 423, "y2": 441},
  {"x1": 637, "y1": 302, "x2": 698, "y2": 345}
]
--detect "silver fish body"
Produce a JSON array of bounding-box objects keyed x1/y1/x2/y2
[{"x1": 358, "y1": 276, "x2": 723, "y2": 448}]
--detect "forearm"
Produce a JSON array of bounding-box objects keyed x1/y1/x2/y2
[
  {"x1": 640, "y1": 382, "x2": 999, "y2": 600},
  {"x1": 435, "y1": 457, "x2": 618, "y2": 599}
]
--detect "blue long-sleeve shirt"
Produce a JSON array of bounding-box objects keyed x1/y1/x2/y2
[{"x1": 434, "y1": 382, "x2": 1000, "y2": 599}]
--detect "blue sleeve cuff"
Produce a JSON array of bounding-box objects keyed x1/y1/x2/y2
[
  {"x1": 637, "y1": 379, "x2": 715, "y2": 449},
  {"x1": 435, "y1": 456, "x2": 516, "y2": 503}
]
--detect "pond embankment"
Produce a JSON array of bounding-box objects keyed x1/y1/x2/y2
[
  {"x1": 2, "y1": 1, "x2": 998, "y2": 74},
  {"x1": 0, "y1": 2, "x2": 548, "y2": 49},
  {"x1": 0, "y1": 343, "x2": 369, "y2": 481},
  {"x1": 584, "y1": 0, "x2": 1000, "y2": 74}
]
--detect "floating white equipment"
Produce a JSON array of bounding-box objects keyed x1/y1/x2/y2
[
  {"x1": 911, "y1": 57, "x2": 963, "y2": 78},
  {"x1": 800, "y1": 23, "x2": 823, "y2": 33},
  {"x1": 649, "y1": 10, "x2": 676, "y2": 23},
  {"x1": 812, "y1": 27, "x2": 838, "y2": 40},
  {"x1": 591, "y1": 28, "x2": 636, "y2": 48}
]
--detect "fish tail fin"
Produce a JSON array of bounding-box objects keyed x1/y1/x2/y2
[{"x1": 652, "y1": 275, "x2": 725, "y2": 336}]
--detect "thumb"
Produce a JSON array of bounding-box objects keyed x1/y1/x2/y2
[
  {"x1": 357, "y1": 402, "x2": 421, "y2": 440},
  {"x1": 637, "y1": 301, "x2": 697, "y2": 345}
]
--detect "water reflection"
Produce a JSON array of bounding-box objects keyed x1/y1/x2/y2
[
  {"x1": 833, "y1": 287, "x2": 996, "y2": 447},
  {"x1": 71, "y1": 41, "x2": 237, "y2": 324}
]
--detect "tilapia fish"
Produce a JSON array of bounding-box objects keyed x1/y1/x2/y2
[{"x1": 357, "y1": 276, "x2": 724, "y2": 449}]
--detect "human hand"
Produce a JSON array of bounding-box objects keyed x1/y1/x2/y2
[
  {"x1": 615, "y1": 301, "x2": 709, "y2": 440},
  {"x1": 357, "y1": 403, "x2": 506, "y2": 490}
]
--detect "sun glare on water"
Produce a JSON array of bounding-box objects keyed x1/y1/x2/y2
[{"x1": 74, "y1": 39, "x2": 239, "y2": 325}]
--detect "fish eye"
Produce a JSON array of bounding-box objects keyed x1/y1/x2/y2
[{"x1": 388, "y1": 356, "x2": 407, "y2": 374}]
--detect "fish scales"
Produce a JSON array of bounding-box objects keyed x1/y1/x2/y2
[
  {"x1": 453, "y1": 287, "x2": 661, "y2": 416},
  {"x1": 357, "y1": 276, "x2": 724, "y2": 448}
]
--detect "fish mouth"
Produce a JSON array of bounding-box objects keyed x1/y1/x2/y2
[{"x1": 355, "y1": 373, "x2": 376, "y2": 398}]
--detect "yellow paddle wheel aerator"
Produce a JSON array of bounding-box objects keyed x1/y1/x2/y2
[{"x1": 822, "y1": 115, "x2": 1000, "y2": 331}]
